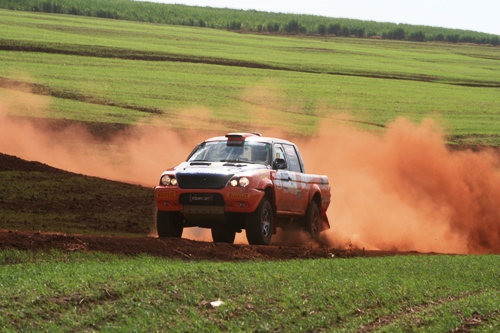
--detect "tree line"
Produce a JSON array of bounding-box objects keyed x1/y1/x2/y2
[{"x1": 1, "y1": 0, "x2": 498, "y2": 46}]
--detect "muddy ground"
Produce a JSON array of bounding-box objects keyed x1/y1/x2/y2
[{"x1": 0, "y1": 229, "x2": 423, "y2": 261}]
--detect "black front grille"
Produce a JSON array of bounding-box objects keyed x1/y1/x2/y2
[{"x1": 177, "y1": 174, "x2": 233, "y2": 189}]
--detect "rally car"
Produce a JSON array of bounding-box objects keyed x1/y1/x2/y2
[{"x1": 154, "y1": 132, "x2": 331, "y2": 245}]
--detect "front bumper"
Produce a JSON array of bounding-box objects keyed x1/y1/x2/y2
[{"x1": 155, "y1": 186, "x2": 265, "y2": 214}]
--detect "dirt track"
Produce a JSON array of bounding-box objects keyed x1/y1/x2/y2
[{"x1": 0, "y1": 229, "x2": 422, "y2": 260}]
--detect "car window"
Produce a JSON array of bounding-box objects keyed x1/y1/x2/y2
[
  {"x1": 250, "y1": 143, "x2": 270, "y2": 165},
  {"x1": 274, "y1": 145, "x2": 286, "y2": 161},
  {"x1": 188, "y1": 141, "x2": 269, "y2": 164},
  {"x1": 283, "y1": 144, "x2": 302, "y2": 173},
  {"x1": 188, "y1": 141, "x2": 227, "y2": 161}
]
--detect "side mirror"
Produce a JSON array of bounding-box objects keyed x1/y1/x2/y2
[{"x1": 273, "y1": 158, "x2": 287, "y2": 170}]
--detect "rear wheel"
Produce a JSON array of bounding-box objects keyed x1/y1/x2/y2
[
  {"x1": 245, "y1": 198, "x2": 273, "y2": 245},
  {"x1": 211, "y1": 227, "x2": 236, "y2": 243},
  {"x1": 157, "y1": 210, "x2": 183, "y2": 238},
  {"x1": 304, "y1": 201, "x2": 321, "y2": 242}
]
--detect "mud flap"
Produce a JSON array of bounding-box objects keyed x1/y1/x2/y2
[{"x1": 320, "y1": 210, "x2": 330, "y2": 231}]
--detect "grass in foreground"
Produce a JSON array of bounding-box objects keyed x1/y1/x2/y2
[{"x1": 0, "y1": 250, "x2": 498, "y2": 332}]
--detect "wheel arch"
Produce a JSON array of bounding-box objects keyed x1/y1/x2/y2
[
  {"x1": 263, "y1": 186, "x2": 276, "y2": 233},
  {"x1": 309, "y1": 185, "x2": 330, "y2": 231}
]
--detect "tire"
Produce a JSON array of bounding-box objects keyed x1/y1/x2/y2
[
  {"x1": 157, "y1": 210, "x2": 183, "y2": 238},
  {"x1": 304, "y1": 201, "x2": 321, "y2": 242},
  {"x1": 245, "y1": 198, "x2": 273, "y2": 245},
  {"x1": 211, "y1": 227, "x2": 236, "y2": 243}
]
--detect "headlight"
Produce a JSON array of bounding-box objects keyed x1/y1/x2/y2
[
  {"x1": 160, "y1": 175, "x2": 176, "y2": 186},
  {"x1": 228, "y1": 177, "x2": 250, "y2": 187},
  {"x1": 238, "y1": 177, "x2": 250, "y2": 187}
]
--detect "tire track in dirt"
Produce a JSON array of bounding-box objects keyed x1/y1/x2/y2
[
  {"x1": 451, "y1": 310, "x2": 499, "y2": 332},
  {"x1": 4, "y1": 287, "x2": 122, "y2": 332}
]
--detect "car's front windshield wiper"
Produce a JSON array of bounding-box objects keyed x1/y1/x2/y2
[
  {"x1": 188, "y1": 159, "x2": 213, "y2": 165},
  {"x1": 220, "y1": 159, "x2": 253, "y2": 164}
]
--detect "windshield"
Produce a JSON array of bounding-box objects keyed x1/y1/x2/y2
[{"x1": 188, "y1": 141, "x2": 271, "y2": 165}]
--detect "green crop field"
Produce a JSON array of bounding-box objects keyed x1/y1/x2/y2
[
  {"x1": 1, "y1": 5, "x2": 499, "y2": 332},
  {"x1": 0, "y1": 9, "x2": 499, "y2": 143},
  {"x1": 1, "y1": 250, "x2": 499, "y2": 332},
  {"x1": 0, "y1": 251, "x2": 500, "y2": 332}
]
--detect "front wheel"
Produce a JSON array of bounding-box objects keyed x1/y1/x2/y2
[
  {"x1": 304, "y1": 201, "x2": 321, "y2": 242},
  {"x1": 211, "y1": 227, "x2": 236, "y2": 243},
  {"x1": 245, "y1": 198, "x2": 273, "y2": 245},
  {"x1": 157, "y1": 210, "x2": 183, "y2": 238}
]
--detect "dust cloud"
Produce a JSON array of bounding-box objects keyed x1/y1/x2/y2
[
  {"x1": 298, "y1": 118, "x2": 500, "y2": 254},
  {"x1": 1, "y1": 88, "x2": 499, "y2": 254},
  {"x1": 0, "y1": 88, "x2": 205, "y2": 186}
]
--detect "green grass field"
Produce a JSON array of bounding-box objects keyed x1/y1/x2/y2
[
  {"x1": 1, "y1": 250, "x2": 499, "y2": 332},
  {"x1": 1, "y1": 9, "x2": 499, "y2": 143},
  {"x1": 1, "y1": 7, "x2": 499, "y2": 332}
]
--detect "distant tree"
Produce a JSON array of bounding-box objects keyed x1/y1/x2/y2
[
  {"x1": 68, "y1": 7, "x2": 82, "y2": 15},
  {"x1": 317, "y1": 24, "x2": 327, "y2": 35},
  {"x1": 267, "y1": 22, "x2": 280, "y2": 32},
  {"x1": 227, "y1": 21, "x2": 241, "y2": 30},
  {"x1": 352, "y1": 27, "x2": 365, "y2": 38},
  {"x1": 459, "y1": 35, "x2": 475, "y2": 43},
  {"x1": 409, "y1": 31, "x2": 426, "y2": 42},
  {"x1": 42, "y1": 3, "x2": 52, "y2": 12},
  {"x1": 393, "y1": 28, "x2": 406, "y2": 40},
  {"x1": 285, "y1": 20, "x2": 301, "y2": 33},
  {"x1": 1, "y1": 0, "x2": 497, "y2": 46},
  {"x1": 446, "y1": 34, "x2": 460, "y2": 43},
  {"x1": 434, "y1": 33, "x2": 445, "y2": 42},
  {"x1": 327, "y1": 23, "x2": 341, "y2": 35},
  {"x1": 384, "y1": 28, "x2": 406, "y2": 40}
]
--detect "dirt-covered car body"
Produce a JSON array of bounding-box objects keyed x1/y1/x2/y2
[{"x1": 154, "y1": 133, "x2": 331, "y2": 245}]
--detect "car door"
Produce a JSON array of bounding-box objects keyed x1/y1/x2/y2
[
  {"x1": 272, "y1": 144, "x2": 297, "y2": 213},
  {"x1": 282, "y1": 144, "x2": 308, "y2": 214}
]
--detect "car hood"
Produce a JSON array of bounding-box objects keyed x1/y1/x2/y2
[
  {"x1": 174, "y1": 161, "x2": 266, "y2": 175},
  {"x1": 170, "y1": 162, "x2": 268, "y2": 189}
]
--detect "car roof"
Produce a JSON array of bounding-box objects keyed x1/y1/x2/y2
[{"x1": 204, "y1": 133, "x2": 294, "y2": 145}]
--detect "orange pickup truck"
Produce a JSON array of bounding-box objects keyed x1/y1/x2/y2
[{"x1": 154, "y1": 133, "x2": 331, "y2": 245}]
